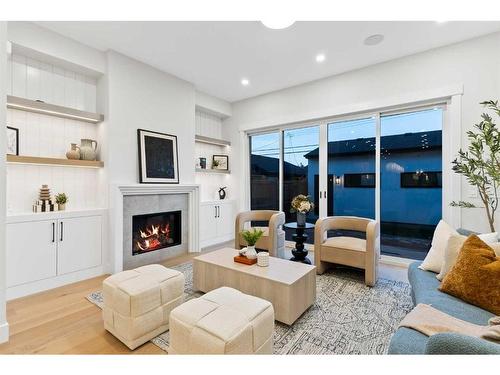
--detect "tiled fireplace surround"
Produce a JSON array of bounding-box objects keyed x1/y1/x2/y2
[{"x1": 110, "y1": 184, "x2": 200, "y2": 272}]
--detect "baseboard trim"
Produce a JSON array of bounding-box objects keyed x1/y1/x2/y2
[
  {"x1": 0, "y1": 321, "x2": 9, "y2": 344},
  {"x1": 380, "y1": 255, "x2": 413, "y2": 268}
]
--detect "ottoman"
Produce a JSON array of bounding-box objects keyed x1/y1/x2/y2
[
  {"x1": 169, "y1": 287, "x2": 274, "y2": 354},
  {"x1": 102, "y1": 264, "x2": 185, "y2": 350}
]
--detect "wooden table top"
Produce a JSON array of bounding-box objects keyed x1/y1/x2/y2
[{"x1": 193, "y1": 248, "x2": 316, "y2": 285}]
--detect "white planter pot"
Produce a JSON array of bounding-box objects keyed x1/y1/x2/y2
[{"x1": 245, "y1": 245, "x2": 257, "y2": 260}]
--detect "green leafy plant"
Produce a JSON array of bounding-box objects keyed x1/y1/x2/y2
[
  {"x1": 240, "y1": 228, "x2": 264, "y2": 246},
  {"x1": 451, "y1": 100, "x2": 500, "y2": 232},
  {"x1": 212, "y1": 159, "x2": 220, "y2": 168},
  {"x1": 55, "y1": 193, "x2": 68, "y2": 205}
]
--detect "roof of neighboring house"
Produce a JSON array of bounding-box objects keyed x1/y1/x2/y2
[
  {"x1": 250, "y1": 154, "x2": 306, "y2": 176},
  {"x1": 304, "y1": 130, "x2": 442, "y2": 159}
]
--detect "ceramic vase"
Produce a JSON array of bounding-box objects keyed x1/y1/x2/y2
[
  {"x1": 80, "y1": 139, "x2": 98, "y2": 161},
  {"x1": 66, "y1": 143, "x2": 80, "y2": 160},
  {"x1": 297, "y1": 212, "x2": 306, "y2": 226},
  {"x1": 245, "y1": 245, "x2": 257, "y2": 260}
]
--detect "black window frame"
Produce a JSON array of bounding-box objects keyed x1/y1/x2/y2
[
  {"x1": 400, "y1": 171, "x2": 442, "y2": 188},
  {"x1": 343, "y1": 173, "x2": 376, "y2": 188}
]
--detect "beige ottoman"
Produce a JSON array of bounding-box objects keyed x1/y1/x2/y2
[
  {"x1": 169, "y1": 286, "x2": 274, "y2": 354},
  {"x1": 102, "y1": 264, "x2": 185, "y2": 350}
]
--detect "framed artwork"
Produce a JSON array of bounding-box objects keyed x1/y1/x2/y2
[
  {"x1": 137, "y1": 129, "x2": 179, "y2": 184},
  {"x1": 6, "y1": 126, "x2": 19, "y2": 155},
  {"x1": 212, "y1": 154, "x2": 229, "y2": 171}
]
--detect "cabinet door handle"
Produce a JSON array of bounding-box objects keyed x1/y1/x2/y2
[
  {"x1": 215, "y1": 206, "x2": 217, "y2": 218},
  {"x1": 217, "y1": 206, "x2": 220, "y2": 218},
  {"x1": 52, "y1": 222, "x2": 55, "y2": 243},
  {"x1": 324, "y1": 190, "x2": 327, "y2": 199},
  {"x1": 320, "y1": 191, "x2": 322, "y2": 199},
  {"x1": 60, "y1": 221, "x2": 64, "y2": 242}
]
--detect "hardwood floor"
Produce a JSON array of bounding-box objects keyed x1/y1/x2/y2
[{"x1": 0, "y1": 244, "x2": 408, "y2": 354}]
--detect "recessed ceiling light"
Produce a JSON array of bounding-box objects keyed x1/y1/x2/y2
[
  {"x1": 315, "y1": 53, "x2": 326, "y2": 63},
  {"x1": 241, "y1": 78, "x2": 250, "y2": 86},
  {"x1": 364, "y1": 34, "x2": 384, "y2": 46},
  {"x1": 261, "y1": 20, "x2": 295, "y2": 30}
]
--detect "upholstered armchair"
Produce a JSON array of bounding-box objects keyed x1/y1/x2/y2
[
  {"x1": 235, "y1": 210, "x2": 286, "y2": 258},
  {"x1": 314, "y1": 216, "x2": 379, "y2": 286}
]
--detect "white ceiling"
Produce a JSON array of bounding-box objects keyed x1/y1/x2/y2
[{"x1": 36, "y1": 21, "x2": 500, "y2": 103}]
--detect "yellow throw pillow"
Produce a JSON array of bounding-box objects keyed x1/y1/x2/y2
[{"x1": 439, "y1": 234, "x2": 500, "y2": 315}]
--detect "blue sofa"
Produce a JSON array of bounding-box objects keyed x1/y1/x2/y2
[{"x1": 388, "y1": 262, "x2": 500, "y2": 354}]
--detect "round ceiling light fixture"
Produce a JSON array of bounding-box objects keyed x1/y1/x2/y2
[
  {"x1": 315, "y1": 53, "x2": 326, "y2": 63},
  {"x1": 241, "y1": 78, "x2": 250, "y2": 86},
  {"x1": 261, "y1": 20, "x2": 295, "y2": 30},
  {"x1": 363, "y1": 34, "x2": 384, "y2": 46}
]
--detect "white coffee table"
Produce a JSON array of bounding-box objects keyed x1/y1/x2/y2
[{"x1": 193, "y1": 248, "x2": 316, "y2": 325}]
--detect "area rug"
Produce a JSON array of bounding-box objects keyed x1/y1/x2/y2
[{"x1": 87, "y1": 262, "x2": 412, "y2": 354}]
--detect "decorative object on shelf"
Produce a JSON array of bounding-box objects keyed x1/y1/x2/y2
[
  {"x1": 79, "y1": 138, "x2": 98, "y2": 161},
  {"x1": 257, "y1": 252, "x2": 270, "y2": 267},
  {"x1": 240, "y1": 228, "x2": 264, "y2": 260},
  {"x1": 238, "y1": 248, "x2": 247, "y2": 256},
  {"x1": 212, "y1": 154, "x2": 229, "y2": 170},
  {"x1": 55, "y1": 193, "x2": 68, "y2": 211},
  {"x1": 218, "y1": 186, "x2": 227, "y2": 200},
  {"x1": 290, "y1": 194, "x2": 314, "y2": 227},
  {"x1": 66, "y1": 143, "x2": 80, "y2": 160},
  {"x1": 199, "y1": 157, "x2": 207, "y2": 169},
  {"x1": 137, "y1": 129, "x2": 179, "y2": 184},
  {"x1": 33, "y1": 184, "x2": 58, "y2": 213},
  {"x1": 6, "y1": 126, "x2": 19, "y2": 155},
  {"x1": 451, "y1": 100, "x2": 500, "y2": 232}
]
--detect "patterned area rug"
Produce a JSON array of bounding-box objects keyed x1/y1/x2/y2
[{"x1": 87, "y1": 262, "x2": 412, "y2": 354}]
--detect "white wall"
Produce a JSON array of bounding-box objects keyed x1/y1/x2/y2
[
  {"x1": 105, "y1": 51, "x2": 196, "y2": 185},
  {"x1": 0, "y1": 21, "x2": 9, "y2": 343},
  {"x1": 223, "y1": 32, "x2": 500, "y2": 233}
]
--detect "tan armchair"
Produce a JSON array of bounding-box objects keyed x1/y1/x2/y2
[
  {"x1": 314, "y1": 216, "x2": 379, "y2": 286},
  {"x1": 235, "y1": 210, "x2": 286, "y2": 258}
]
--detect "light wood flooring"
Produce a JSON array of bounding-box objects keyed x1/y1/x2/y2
[{"x1": 0, "y1": 244, "x2": 408, "y2": 354}]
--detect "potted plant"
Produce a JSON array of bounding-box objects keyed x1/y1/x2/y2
[
  {"x1": 290, "y1": 194, "x2": 314, "y2": 226},
  {"x1": 451, "y1": 100, "x2": 500, "y2": 232},
  {"x1": 55, "y1": 193, "x2": 68, "y2": 211},
  {"x1": 240, "y1": 228, "x2": 264, "y2": 259}
]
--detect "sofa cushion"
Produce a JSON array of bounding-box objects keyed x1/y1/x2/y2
[
  {"x1": 409, "y1": 262, "x2": 494, "y2": 324},
  {"x1": 419, "y1": 220, "x2": 458, "y2": 273}
]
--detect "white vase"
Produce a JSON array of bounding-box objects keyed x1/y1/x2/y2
[{"x1": 245, "y1": 245, "x2": 257, "y2": 260}]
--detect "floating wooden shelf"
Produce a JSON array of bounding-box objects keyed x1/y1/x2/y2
[
  {"x1": 7, "y1": 155, "x2": 104, "y2": 168},
  {"x1": 195, "y1": 135, "x2": 231, "y2": 147},
  {"x1": 195, "y1": 168, "x2": 230, "y2": 174},
  {"x1": 7, "y1": 95, "x2": 104, "y2": 124}
]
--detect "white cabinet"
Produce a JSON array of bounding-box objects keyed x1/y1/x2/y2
[
  {"x1": 6, "y1": 209, "x2": 105, "y2": 299},
  {"x1": 6, "y1": 220, "x2": 57, "y2": 287},
  {"x1": 57, "y1": 216, "x2": 102, "y2": 275},
  {"x1": 200, "y1": 200, "x2": 235, "y2": 248}
]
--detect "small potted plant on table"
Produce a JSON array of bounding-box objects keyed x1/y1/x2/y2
[
  {"x1": 240, "y1": 228, "x2": 264, "y2": 260},
  {"x1": 290, "y1": 194, "x2": 314, "y2": 226},
  {"x1": 55, "y1": 193, "x2": 68, "y2": 211}
]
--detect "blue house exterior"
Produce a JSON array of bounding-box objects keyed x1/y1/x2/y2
[{"x1": 305, "y1": 130, "x2": 442, "y2": 227}]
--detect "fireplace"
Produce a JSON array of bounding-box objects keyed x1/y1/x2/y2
[{"x1": 132, "y1": 210, "x2": 182, "y2": 255}]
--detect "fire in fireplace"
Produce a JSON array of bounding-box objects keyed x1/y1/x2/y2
[{"x1": 132, "y1": 210, "x2": 181, "y2": 255}]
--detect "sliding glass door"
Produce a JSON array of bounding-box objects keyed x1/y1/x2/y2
[{"x1": 248, "y1": 105, "x2": 444, "y2": 260}]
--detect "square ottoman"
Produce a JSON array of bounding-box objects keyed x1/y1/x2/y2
[
  {"x1": 169, "y1": 287, "x2": 274, "y2": 354},
  {"x1": 102, "y1": 264, "x2": 185, "y2": 350}
]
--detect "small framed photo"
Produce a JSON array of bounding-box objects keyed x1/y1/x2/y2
[
  {"x1": 6, "y1": 126, "x2": 19, "y2": 155},
  {"x1": 212, "y1": 154, "x2": 229, "y2": 171},
  {"x1": 137, "y1": 129, "x2": 179, "y2": 184}
]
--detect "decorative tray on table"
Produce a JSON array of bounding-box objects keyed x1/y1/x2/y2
[{"x1": 233, "y1": 255, "x2": 257, "y2": 265}]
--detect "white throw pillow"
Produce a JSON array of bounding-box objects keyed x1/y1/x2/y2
[
  {"x1": 419, "y1": 220, "x2": 458, "y2": 273},
  {"x1": 436, "y1": 232, "x2": 499, "y2": 281}
]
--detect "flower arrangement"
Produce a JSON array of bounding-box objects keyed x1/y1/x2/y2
[
  {"x1": 290, "y1": 194, "x2": 314, "y2": 214},
  {"x1": 240, "y1": 228, "x2": 264, "y2": 247}
]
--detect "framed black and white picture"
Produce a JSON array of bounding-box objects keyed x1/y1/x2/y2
[
  {"x1": 212, "y1": 154, "x2": 229, "y2": 171},
  {"x1": 6, "y1": 126, "x2": 19, "y2": 156},
  {"x1": 137, "y1": 129, "x2": 179, "y2": 184}
]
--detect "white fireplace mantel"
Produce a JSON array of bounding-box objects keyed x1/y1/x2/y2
[{"x1": 110, "y1": 183, "x2": 200, "y2": 273}]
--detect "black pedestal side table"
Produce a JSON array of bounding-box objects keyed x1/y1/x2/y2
[{"x1": 283, "y1": 222, "x2": 314, "y2": 264}]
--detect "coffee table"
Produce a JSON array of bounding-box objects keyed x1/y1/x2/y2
[{"x1": 193, "y1": 248, "x2": 316, "y2": 325}]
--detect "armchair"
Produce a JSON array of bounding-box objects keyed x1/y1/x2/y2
[
  {"x1": 314, "y1": 216, "x2": 379, "y2": 286},
  {"x1": 235, "y1": 210, "x2": 286, "y2": 258}
]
